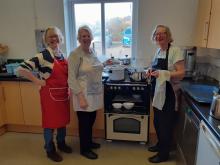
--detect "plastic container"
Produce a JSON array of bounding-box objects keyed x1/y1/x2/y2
[{"x1": 5, "y1": 63, "x2": 20, "y2": 74}]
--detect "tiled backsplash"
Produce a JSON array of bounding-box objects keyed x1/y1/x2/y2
[{"x1": 196, "y1": 48, "x2": 220, "y2": 82}]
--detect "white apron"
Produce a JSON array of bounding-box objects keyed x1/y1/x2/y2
[{"x1": 73, "y1": 55, "x2": 104, "y2": 112}]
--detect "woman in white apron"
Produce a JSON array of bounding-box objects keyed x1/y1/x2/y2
[{"x1": 68, "y1": 25, "x2": 112, "y2": 160}]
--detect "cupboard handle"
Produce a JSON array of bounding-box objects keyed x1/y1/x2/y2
[{"x1": 203, "y1": 21, "x2": 209, "y2": 41}]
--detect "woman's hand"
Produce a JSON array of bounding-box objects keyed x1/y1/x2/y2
[
  {"x1": 145, "y1": 69, "x2": 152, "y2": 78},
  {"x1": 151, "y1": 70, "x2": 159, "y2": 78},
  {"x1": 78, "y1": 92, "x2": 88, "y2": 110},
  {"x1": 145, "y1": 68, "x2": 159, "y2": 78},
  {"x1": 35, "y1": 79, "x2": 46, "y2": 86},
  {"x1": 104, "y1": 59, "x2": 113, "y2": 66}
]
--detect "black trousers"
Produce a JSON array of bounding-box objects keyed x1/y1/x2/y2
[
  {"x1": 77, "y1": 111, "x2": 97, "y2": 153},
  {"x1": 153, "y1": 82, "x2": 176, "y2": 158}
]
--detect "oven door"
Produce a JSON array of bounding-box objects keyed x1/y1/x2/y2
[{"x1": 105, "y1": 113, "x2": 148, "y2": 142}]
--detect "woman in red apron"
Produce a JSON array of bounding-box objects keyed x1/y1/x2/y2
[{"x1": 17, "y1": 27, "x2": 72, "y2": 162}]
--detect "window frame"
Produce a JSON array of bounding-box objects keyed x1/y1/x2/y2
[{"x1": 64, "y1": 0, "x2": 139, "y2": 60}]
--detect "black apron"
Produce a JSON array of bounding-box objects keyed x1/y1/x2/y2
[
  {"x1": 151, "y1": 44, "x2": 175, "y2": 110},
  {"x1": 150, "y1": 44, "x2": 176, "y2": 158}
]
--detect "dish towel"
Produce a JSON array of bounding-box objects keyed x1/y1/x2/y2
[{"x1": 152, "y1": 70, "x2": 171, "y2": 110}]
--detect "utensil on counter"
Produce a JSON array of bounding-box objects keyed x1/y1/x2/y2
[
  {"x1": 120, "y1": 55, "x2": 131, "y2": 65},
  {"x1": 210, "y1": 92, "x2": 220, "y2": 120}
]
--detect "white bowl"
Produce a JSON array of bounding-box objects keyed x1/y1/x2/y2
[
  {"x1": 123, "y1": 102, "x2": 134, "y2": 110},
  {"x1": 112, "y1": 103, "x2": 122, "y2": 109}
]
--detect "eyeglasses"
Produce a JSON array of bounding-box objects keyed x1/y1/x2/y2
[
  {"x1": 48, "y1": 34, "x2": 59, "y2": 39},
  {"x1": 154, "y1": 32, "x2": 167, "y2": 37}
]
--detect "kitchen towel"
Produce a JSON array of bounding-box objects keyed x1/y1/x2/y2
[{"x1": 152, "y1": 70, "x2": 170, "y2": 110}]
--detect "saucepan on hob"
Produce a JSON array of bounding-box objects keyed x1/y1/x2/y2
[
  {"x1": 128, "y1": 69, "x2": 147, "y2": 82},
  {"x1": 107, "y1": 65, "x2": 126, "y2": 81}
]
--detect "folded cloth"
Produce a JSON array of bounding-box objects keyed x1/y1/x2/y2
[{"x1": 152, "y1": 70, "x2": 170, "y2": 110}]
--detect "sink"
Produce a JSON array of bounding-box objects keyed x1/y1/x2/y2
[{"x1": 183, "y1": 84, "x2": 219, "y2": 103}]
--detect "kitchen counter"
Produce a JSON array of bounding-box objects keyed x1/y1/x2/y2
[
  {"x1": 0, "y1": 77, "x2": 29, "y2": 81},
  {"x1": 0, "y1": 72, "x2": 29, "y2": 82},
  {"x1": 0, "y1": 72, "x2": 109, "y2": 82},
  {"x1": 181, "y1": 80, "x2": 220, "y2": 141}
]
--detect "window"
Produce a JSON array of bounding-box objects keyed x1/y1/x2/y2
[{"x1": 64, "y1": 0, "x2": 138, "y2": 60}]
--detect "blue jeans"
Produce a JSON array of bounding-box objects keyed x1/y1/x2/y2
[{"x1": 44, "y1": 127, "x2": 66, "y2": 152}]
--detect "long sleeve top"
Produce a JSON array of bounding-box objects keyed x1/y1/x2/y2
[
  {"x1": 68, "y1": 46, "x2": 104, "y2": 94},
  {"x1": 18, "y1": 47, "x2": 64, "y2": 80}
]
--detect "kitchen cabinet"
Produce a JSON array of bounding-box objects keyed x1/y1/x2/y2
[
  {"x1": 20, "y1": 82, "x2": 41, "y2": 126},
  {"x1": 176, "y1": 94, "x2": 200, "y2": 165},
  {"x1": 1, "y1": 82, "x2": 24, "y2": 125},
  {"x1": 207, "y1": 0, "x2": 220, "y2": 48},
  {"x1": 194, "y1": 0, "x2": 212, "y2": 47},
  {"x1": 0, "y1": 84, "x2": 6, "y2": 126},
  {"x1": 195, "y1": 0, "x2": 220, "y2": 49},
  {"x1": 0, "y1": 80, "x2": 105, "y2": 137}
]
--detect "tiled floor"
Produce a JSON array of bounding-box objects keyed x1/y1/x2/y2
[{"x1": 0, "y1": 132, "x2": 176, "y2": 165}]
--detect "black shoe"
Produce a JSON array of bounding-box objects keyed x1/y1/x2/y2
[
  {"x1": 148, "y1": 145, "x2": 159, "y2": 152},
  {"x1": 57, "y1": 142, "x2": 73, "y2": 153},
  {"x1": 90, "y1": 142, "x2": 101, "y2": 149},
  {"x1": 81, "y1": 150, "x2": 98, "y2": 159},
  {"x1": 148, "y1": 154, "x2": 168, "y2": 163},
  {"x1": 47, "y1": 151, "x2": 63, "y2": 162}
]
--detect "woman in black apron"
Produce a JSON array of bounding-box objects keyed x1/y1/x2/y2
[{"x1": 147, "y1": 25, "x2": 185, "y2": 163}]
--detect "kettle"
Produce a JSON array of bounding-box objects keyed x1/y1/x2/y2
[{"x1": 210, "y1": 93, "x2": 220, "y2": 120}]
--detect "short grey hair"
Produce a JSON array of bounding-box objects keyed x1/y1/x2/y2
[
  {"x1": 77, "y1": 25, "x2": 93, "y2": 41},
  {"x1": 43, "y1": 26, "x2": 64, "y2": 46},
  {"x1": 151, "y1": 25, "x2": 173, "y2": 43}
]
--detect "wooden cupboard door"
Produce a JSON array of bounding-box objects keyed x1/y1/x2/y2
[
  {"x1": 0, "y1": 85, "x2": 6, "y2": 126},
  {"x1": 67, "y1": 96, "x2": 78, "y2": 129},
  {"x1": 207, "y1": 0, "x2": 220, "y2": 48},
  {"x1": 20, "y1": 82, "x2": 41, "y2": 126},
  {"x1": 194, "y1": 0, "x2": 212, "y2": 47},
  {"x1": 2, "y1": 82, "x2": 24, "y2": 124},
  {"x1": 93, "y1": 108, "x2": 104, "y2": 130},
  {"x1": 67, "y1": 108, "x2": 104, "y2": 130}
]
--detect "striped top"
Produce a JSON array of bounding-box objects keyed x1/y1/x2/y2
[{"x1": 19, "y1": 47, "x2": 65, "y2": 80}]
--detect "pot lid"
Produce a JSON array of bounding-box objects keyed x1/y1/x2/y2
[{"x1": 107, "y1": 64, "x2": 126, "y2": 70}]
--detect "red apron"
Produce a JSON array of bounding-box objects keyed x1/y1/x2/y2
[{"x1": 40, "y1": 58, "x2": 70, "y2": 128}]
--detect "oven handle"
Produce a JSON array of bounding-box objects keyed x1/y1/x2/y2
[{"x1": 108, "y1": 113, "x2": 145, "y2": 119}]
